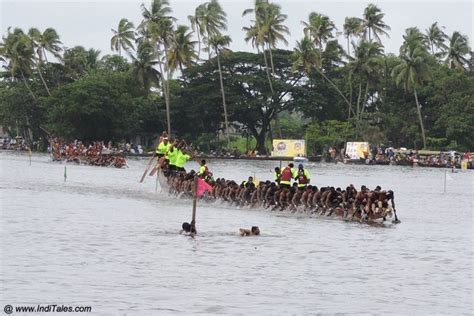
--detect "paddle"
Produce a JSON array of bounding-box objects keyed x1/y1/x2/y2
[{"x1": 139, "y1": 154, "x2": 156, "y2": 183}]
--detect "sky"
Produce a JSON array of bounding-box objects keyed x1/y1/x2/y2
[{"x1": 1, "y1": 0, "x2": 472, "y2": 58}]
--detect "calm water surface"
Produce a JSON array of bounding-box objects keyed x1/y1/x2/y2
[{"x1": 1, "y1": 152, "x2": 473, "y2": 314}]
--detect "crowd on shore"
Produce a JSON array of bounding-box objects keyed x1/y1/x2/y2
[
  {"x1": 152, "y1": 134, "x2": 398, "y2": 224},
  {"x1": 342, "y1": 145, "x2": 472, "y2": 169}
]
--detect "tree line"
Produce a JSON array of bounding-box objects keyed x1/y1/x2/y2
[{"x1": 0, "y1": 0, "x2": 472, "y2": 154}]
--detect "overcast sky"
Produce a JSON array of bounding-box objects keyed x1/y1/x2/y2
[{"x1": 1, "y1": 0, "x2": 472, "y2": 58}]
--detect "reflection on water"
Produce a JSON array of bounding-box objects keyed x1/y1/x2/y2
[{"x1": 0, "y1": 152, "x2": 473, "y2": 314}]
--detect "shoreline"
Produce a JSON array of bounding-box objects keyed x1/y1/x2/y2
[{"x1": 2, "y1": 149, "x2": 472, "y2": 170}]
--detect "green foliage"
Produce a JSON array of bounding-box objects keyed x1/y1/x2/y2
[
  {"x1": 45, "y1": 71, "x2": 156, "y2": 142},
  {"x1": 305, "y1": 120, "x2": 354, "y2": 156}
]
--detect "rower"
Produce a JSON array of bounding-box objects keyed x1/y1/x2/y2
[
  {"x1": 198, "y1": 159, "x2": 210, "y2": 179},
  {"x1": 274, "y1": 167, "x2": 281, "y2": 184}
]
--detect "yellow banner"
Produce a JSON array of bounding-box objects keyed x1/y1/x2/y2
[
  {"x1": 345, "y1": 142, "x2": 369, "y2": 160},
  {"x1": 272, "y1": 139, "x2": 306, "y2": 157}
]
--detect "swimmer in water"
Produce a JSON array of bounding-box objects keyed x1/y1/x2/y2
[
  {"x1": 180, "y1": 221, "x2": 196, "y2": 235},
  {"x1": 239, "y1": 226, "x2": 260, "y2": 236}
]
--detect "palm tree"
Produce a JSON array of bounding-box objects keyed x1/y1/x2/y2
[
  {"x1": 259, "y1": 2, "x2": 289, "y2": 74},
  {"x1": 131, "y1": 41, "x2": 161, "y2": 93},
  {"x1": 111, "y1": 18, "x2": 135, "y2": 57},
  {"x1": 392, "y1": 28, "x2": 431, "y2": 148},
  {"x1": 1, "y1": 28, "x2": 36, "y2": 99},
  {"x1": 198, "y1": 0, "x2": 227, "y2": 61},
  {"x1": 27, "y1": 28, "x2": 51, "y2": 95},
  {"x1": 243, "y1": 0, "x2": 273, "y2": 92},
  {"x1": 292, "y1": 37, "x2": 353, "y2": 117},
  {"x1": 348, "y1": 39, "x2": 384, "y2": 130},
  {"x1": 140, "y1": 0, "x2": 175, "y2": 136},
  {"x1": 35, "y1": 27, "x2": 62, "y2": 62},
  {"x1": 302, "y1": 12, "x2": 336, "y2": 51},
  {"x1": 167, "y1": 25, "x2": 197, "y2": 75},
  {"x1": 343, "y1": 17, "x2": 363, "y2": 57},
  {"x1": 188, "y1": 3, "x2": 206, "y2": 61},
  {"x1": 445, "y1": 31, "x2": 470, "y2": 70},
  {"x1": 362, "y1": 4, "x2": 391, "y2": 42},
  {"x1": 425, "y1": 22, "x2": 447, "y2": 56},
  {"x1": 1, "y1": 28, "x2": 37, "y2": 142},
  {"x1": 209, "y1": 34, "x2": 232, "y2": 147}
]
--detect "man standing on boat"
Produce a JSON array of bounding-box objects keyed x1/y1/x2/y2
[
  {"x1": 175, "y1": 142, "x2": 191, "y2": 173},
  {"x1": 155, "y1": 137, "x2": 170, "y2": 159},
  {"x1": 296, "y1": 164, "x2": 310, "y2": 190},
  {"x1": 280, "y1": 163, "x2": 297, "y2": 189}
]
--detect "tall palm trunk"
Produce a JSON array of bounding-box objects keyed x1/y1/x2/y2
[
  {"x1": 262, "y1": 45, "x2": 280, "y2": 138},
  {"x1": 157, "y1": 54, "x2": 171, "y2": 136},
  {"x1": 36, "y1": 61, "x2": 51, "y2": 96},
  {"x1": 216, "y1": 50, "x2": 230, "y2": 148},
  {"x1": 355, "y1": 81, "x2": 362, "y2": 136},
  {"x1": 196, "y1": 29, "x2": 202, "y2": 61},
  {"x1": 163, "y1": 42, "x2": 172, "y2": 136},
  {"x1": 316, "y1": 67, "x2": 354, "y2": 117},
  {"x1": 267, "y1": 43, "x2": 275, "y2": 75},
  {"x1": 20, "y1": 70, "x2": 37, "y2": 101},
  {"x1": 413, "y1": 88, "x2": 426, "y2": 149},
  {"x1": 348, "y1": 71, "x2": 353, "y2": 119}
]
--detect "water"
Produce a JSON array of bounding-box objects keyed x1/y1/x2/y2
[{"x1": 1, "y1": 152, "x2": 473, "y2": 314}]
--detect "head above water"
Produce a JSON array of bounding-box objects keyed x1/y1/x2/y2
[
  {"x1": 182, "y1": 222, "x2": 192, "y2": 233},
  {"x1": 251, "y1": 226, "x2": 260, "y2": 235}
]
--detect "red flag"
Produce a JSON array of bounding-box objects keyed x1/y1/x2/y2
[{"x1": 196, "y1": 178, "x2": 213, "y2": 197}]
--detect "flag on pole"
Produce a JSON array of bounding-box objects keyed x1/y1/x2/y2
[{"x1": 196, "y1": 178, "x2": 212, "y2": 197}]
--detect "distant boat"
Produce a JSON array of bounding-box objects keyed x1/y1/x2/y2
[{"x1": 293, "y1": 156, "x2": 308, "y2": 163}]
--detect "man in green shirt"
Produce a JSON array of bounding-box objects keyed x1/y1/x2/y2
[
  {"x1": 155, "y1": 137, "x2": 170, "y2": 158},
  {"x1": 174, "y1": 143, "x2": 191, "y2": 172}
]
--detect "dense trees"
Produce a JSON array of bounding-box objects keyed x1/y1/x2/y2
[{"x1": 0, "y1": 1, "x2": 472, "y2": 153}]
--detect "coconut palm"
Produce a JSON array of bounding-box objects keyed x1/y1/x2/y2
[
  {"x1": 259, "y1": 2, "x2": 289, "y2": 74},
  {"x1": 1, "y1": 28, "x2": 36, "y2": 99},
  {"x1": 111, "y1": 18, "x2": 135, "y2": 57},
  {"x1": 1, "y1": 28, "x2": 37, "y2": 142},
  {"x1": 445, "y1": 31, "x2": 470, "y2": 70},
  {"x1": 292, "y1": 37, "x2": 353, "y2": 116},
  {"x1": 348, "y1": 39, "x2": 384, "y2": 129},
  {"x1": 362, "y1": 4, "x2": 391, "y2": 42},
  {"x1": 302, "y1": 12, "x2": 336, "y2": 51},
  {"x1": 188, "y1": 3, "x2": 206, "y2": 61},
  {"x1": 131, "y1": 41, "x2": 161, "y2": 93},
  {"x1": 209, "y1": 34, "x2": 231, "y2": 147},
  {"x1": 197, "y1": 0, "x2": 227, "y2": 61},
  {"x1": 392, "y1": 28, "x2": 431, "y2": 148},
  {"x1": 140, "y1": 0, "x2": 175, "y2": 135},
  {"x1": 425, "y1": 22, "x2": 447, "y2": 56},
  {"x1": 343, "y1": 17, "x2": 363, "y2": 57},
  {"x1": 167, "y1": 25, "x2": 197, "y2": 74},
  {"x1": 27, "y1": 27, "x2": 52, "y2": 95}
]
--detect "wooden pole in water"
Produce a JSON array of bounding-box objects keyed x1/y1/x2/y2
[
  {"x1": 443, "y1": 169, "x2": 447, "y2": 193},
  {"x1": 191, "y1": 176, "x2": 198, "y2": 233}
]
